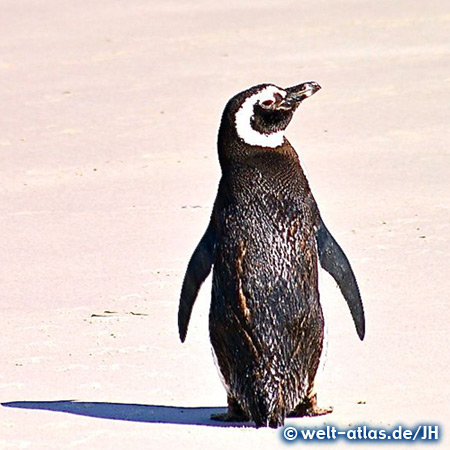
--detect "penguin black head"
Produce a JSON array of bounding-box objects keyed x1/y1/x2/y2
[{"x1": 220, "y1": 81, "x2": 321, "y2": 151}]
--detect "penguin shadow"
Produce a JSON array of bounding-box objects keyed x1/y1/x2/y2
[{"x1": 1, "y1": 400, "x2": 253, "y2": 428}]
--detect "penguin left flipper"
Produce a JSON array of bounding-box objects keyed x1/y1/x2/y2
[
  {"x1": 315, "y1": 216, "x2": 365, "y2": 340},
  {"x1": 178, "y1": 220, "x2": 216, "y2": 342}
]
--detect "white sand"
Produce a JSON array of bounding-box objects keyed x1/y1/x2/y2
[{"x1": 1, "y1": 0, "x2": 449, "y2": 448}]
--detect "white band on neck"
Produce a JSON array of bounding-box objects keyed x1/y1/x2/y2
[{"x1": 234, "y1": 86, "x2": 286, "y2": 148}]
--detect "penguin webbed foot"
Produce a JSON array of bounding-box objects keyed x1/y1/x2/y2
[
  {"x1": 288, "y1": 394, "x2": 333, "y2": 418},
  {"x1": 288, "y1": 404, "x2": 333, "y2": 418},
  {"x1": 210, "y1": 397, "x2": 250, "y2": 423}
]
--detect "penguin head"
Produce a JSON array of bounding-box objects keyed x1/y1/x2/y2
[{"x1": 221, "y1": 81, "x2": 321, "y2": 150}]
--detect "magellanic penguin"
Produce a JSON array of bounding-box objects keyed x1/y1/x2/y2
[{"x1": 178, "y1": 82, "x2": 365, "y2": 428}]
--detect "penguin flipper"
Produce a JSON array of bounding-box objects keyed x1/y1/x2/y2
[
  {"x1": 316, "y1": 217, "x2": 365, "y2": 340},
  {"x1": 178, "y1": 221, "x2": 216, "y2": 342}
]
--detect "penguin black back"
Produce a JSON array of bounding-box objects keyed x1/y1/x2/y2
[{"x1": 178, "y1": 82, "x2": 365, "y2": 428}]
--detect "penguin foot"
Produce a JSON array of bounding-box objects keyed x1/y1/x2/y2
[
  {"x1": 288, "y1": 404, "x2": 333, "y2": 417},
  {"x1": 211, "y1": 396, "x2": 249, "y2": 422},
  {"x1": 288, "y1": 394, "x2": 333, "y2": 418}
]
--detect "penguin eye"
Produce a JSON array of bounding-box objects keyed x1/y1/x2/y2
[{"x1": 261, "y1": 99, "x2": 274, "y2": 107}]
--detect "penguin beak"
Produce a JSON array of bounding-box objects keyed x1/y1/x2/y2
[{"x1": 277, "y1": 81, "x2": 321, "y2": 110}]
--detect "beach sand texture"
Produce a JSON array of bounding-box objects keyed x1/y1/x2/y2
[{"x1": 1, "y1": 0, "x2": 449, "y2": 448}]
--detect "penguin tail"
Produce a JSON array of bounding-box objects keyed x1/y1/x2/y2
[{"x1": 247, "y1": 384, "x2": 287, "y2": 429}]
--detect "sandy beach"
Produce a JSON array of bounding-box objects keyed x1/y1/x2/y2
[{"x1": 1, "y1": 0, "x2": 449, "y2": 448}]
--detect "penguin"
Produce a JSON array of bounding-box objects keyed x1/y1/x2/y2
[{"x1": 178, "y1": 81, "x2": 365, "y2": 428}]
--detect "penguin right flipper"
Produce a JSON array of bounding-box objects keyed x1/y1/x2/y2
[
  {"x1": 178, "y1": 220, "x2": 216, "y2": 342},
  {"x1": 315, "y1": 216, "x2": 365, "y2": 341}
]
